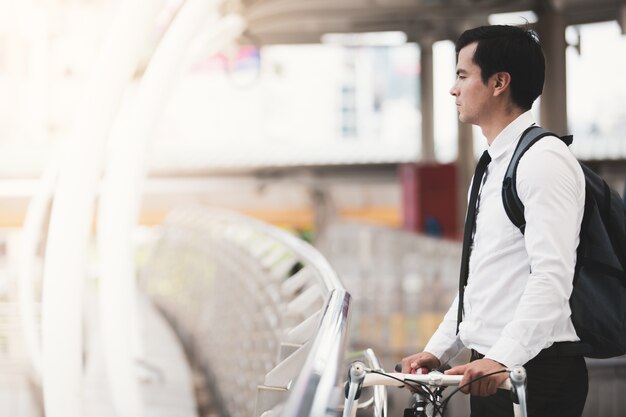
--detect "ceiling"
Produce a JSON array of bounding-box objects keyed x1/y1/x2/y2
[{"x1": 240, "y1": 0, "x2": 626, "y2": 45}]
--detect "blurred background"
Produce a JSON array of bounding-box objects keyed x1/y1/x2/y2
[{"x1": 1, "y1": 0, "x2": 625, "y2": 416}]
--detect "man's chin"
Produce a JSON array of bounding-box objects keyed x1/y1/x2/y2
[{"x1": 457, "y1": 114, "x2": 474, "y2": 124}]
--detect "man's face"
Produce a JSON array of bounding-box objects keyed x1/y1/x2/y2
[{"x1": 450, "y1": 42, "x2": 494, "y2": 126}]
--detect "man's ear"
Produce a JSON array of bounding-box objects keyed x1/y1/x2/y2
[{"x1": 493, "y1": 72, "x2": 511, "y2": 96}]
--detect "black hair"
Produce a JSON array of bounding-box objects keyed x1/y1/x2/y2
[{"x1": 455, "y1": 25, "x2": 545, "y2": 111}]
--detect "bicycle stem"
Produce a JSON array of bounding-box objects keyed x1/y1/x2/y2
[
  {"x1": 343, "y1": 362, "x2": 367, "y2": 417},
  {"x1": 509, "y1": 365, "x2": 528, "y2": 417}
]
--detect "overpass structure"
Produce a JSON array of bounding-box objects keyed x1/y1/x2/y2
[{"x1": 240, "y1": 0, "x2": 626, "y2": 205}]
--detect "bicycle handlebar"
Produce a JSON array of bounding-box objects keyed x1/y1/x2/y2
[
  {"x1": 362, "y1": 371, "x2": 512, "y2": 390},
  {"x1": 343, "y1": 362, "x2": 528, "y2": 417}
]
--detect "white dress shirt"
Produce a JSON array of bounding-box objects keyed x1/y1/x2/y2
[{"x1": 424, "y1": 111, "x2": 585, "y2": 368}]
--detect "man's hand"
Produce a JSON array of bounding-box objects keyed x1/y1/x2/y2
[
  {"x1": 400, "y1": 352, "x2": 441, "y2": 374},
  {"x1": 445, "y1": 358, "x2": 508, "y2": 396}
]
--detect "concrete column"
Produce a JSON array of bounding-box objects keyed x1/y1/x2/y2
[
  {"x1": 456, "y1": 121, "x2": 474, "y2": 231},
  {"x1": 419, "y1": 39, "x2": 435, "y2": 162},
  {"x1": 310, "y1": 186, "x2": 335, "y2": 241},
  {"x1": 536, "y1": 6, "x2": 568, "y2": 133}
]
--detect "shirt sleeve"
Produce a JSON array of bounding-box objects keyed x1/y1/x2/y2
[
  {"x1": 424, "y1": 293, "x2": 466, "y2": 365},
  {"x1": 485, "y1": 137, "x2": 584, "y2": 367}
]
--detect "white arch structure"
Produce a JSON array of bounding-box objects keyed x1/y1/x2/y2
[
  {"x1": 97, "y1": 3, "x2": 244, "y2": 416},
  {"x1": 18, "y1": 1, "x2": 246, "y2": 417}
]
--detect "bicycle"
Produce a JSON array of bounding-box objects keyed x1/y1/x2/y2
[{"x1": 343, "y1": 360, "x2": 528, "y2": 417}]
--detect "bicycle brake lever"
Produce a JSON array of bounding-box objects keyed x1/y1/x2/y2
[{"x1": 395, "y1": 362, "x2": 432, "y2": 374}]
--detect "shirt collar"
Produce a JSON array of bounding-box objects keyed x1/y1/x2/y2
[{"x1": 487, "y1": 111, "x2": 535, "y2": 161}]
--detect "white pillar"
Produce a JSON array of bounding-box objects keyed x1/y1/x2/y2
[{"x1": 15, "y1": 0, "x2": 49, "y2": 381}]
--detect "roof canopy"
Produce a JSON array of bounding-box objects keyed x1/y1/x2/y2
[{"x1": 241, "y1": 0, "x2": 625, "y2": 45}]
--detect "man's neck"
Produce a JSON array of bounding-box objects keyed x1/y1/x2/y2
[{"x1": 481, "y1": 108, "x2": 526, "y2": 145}]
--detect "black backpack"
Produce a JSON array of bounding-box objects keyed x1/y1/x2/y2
[{"x1": 502, "y1": 125, "x2": 626, "y2": 359}]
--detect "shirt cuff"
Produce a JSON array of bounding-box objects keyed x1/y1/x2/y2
[
  {"x1": 485, "y1": 336, "x2": 531, "y2": 368},
  {"x1": 424, "y1": 337, "x2": 464, "y2": 366}
]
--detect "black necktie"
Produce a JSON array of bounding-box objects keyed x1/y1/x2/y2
[{"x1": 456, "y1": 150, "x2": 492, "y2": 334}]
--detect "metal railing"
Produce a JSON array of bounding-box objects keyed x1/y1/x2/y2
[{"x1": 140, "y1": 207, "x2": 351, "y2": 417}]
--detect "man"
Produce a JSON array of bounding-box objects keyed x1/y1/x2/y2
[{"x1": 401, "y1": 25, "x2": 588, "y2": 417}]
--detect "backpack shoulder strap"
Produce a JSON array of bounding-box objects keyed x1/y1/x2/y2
[{"x1": 502, "y1": 125, "x2": 562, "y2": 234}]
